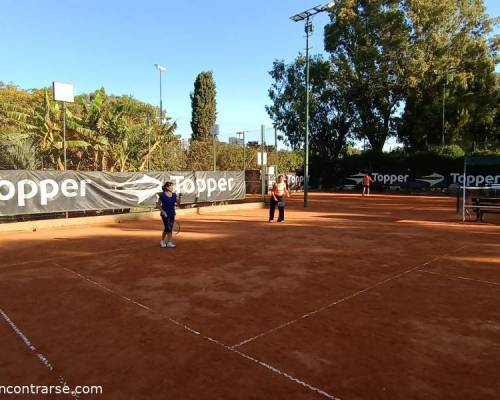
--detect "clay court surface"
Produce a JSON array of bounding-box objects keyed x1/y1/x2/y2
[{"x1": 1, "y1": 193, "x2": 499, "y2": 400}]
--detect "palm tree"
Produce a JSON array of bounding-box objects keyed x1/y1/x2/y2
[
  {"x1": 1, "y1": 89, "x2": 90, "y2": 170},
  {"x1": 75, "y1": 88, "x2": 110, "y2": 170}
]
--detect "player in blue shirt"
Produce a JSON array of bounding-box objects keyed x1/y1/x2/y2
[{"x1": 156, "y1": 181, "x2": 178, "y2": 248}]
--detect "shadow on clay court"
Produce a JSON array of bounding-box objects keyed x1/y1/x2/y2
[{"x1": 1, "y1": 193, "x2": 499, "y2": 400}]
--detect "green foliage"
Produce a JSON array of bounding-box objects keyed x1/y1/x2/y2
[
  {"x1": 325, "y1": 0, "x2": 410, "y2": 152},
  {"x1": 188, "y1": 140, "x2": 215, "y2": 171},
  {"x1": 276, "y1": 149, "x2": 304, "y2": 174},
  {"x1": 267, "y1": 0, "x2": 499, "y2": 183},
  {"x1": 151, "y1": 139, "x2": 186, "y2": 171},
  {"x1": 397, "y1": 0, "x2": 499, "y2": 149},
  {"x1": 214, "y1": 144, "x2": 304, "y2": 173},
  {"x1": 216, "y1": 143, "x2": 246, "y2": 170},
  {"x1": 471, "y1": 147, "x2": 500, "y2": 157},
  {"x1": 337, "y1": 149, "x2": 465, "y2": 181},
  {"x1": 1, "y1": 140, "x2": 41, "y2": 170},
  {"x1": 267, "y1": 56, "x2": 353, "y2": 184},
  {"x1": 0, "y1": 85, "x2": 177, "y2": 171},
  {"x1": 428, "y1": 144, "x2": 465, "y2": 158},
  {"x1": 190, "y1": 71, "x2": 217, "y2": 141}
]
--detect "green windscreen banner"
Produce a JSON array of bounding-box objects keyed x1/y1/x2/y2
[{"x1": 0, "y1": 171, "x2": 245, "y2": 216}]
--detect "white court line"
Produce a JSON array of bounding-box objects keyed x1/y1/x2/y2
[
  {"x1": 0, "y1": 307, "x2": 78, "y2": 398},
  {"x1": 232, "y1": 245, "x2": 469, "y2": 349},
  {"x1": 416, "y1": 269, "x2": 500, "y2": 287},
  {"x1": 58, "y1": 265, "x2": 339, "y2": 400}
]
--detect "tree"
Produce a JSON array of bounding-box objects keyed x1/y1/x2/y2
[
  {"x1": 190, "y1": 71, "x2": 217, "y2": 141},
  {"x1": 98, "y1": 96, "x2": 176, "y2": 172},
  {"x1": 0, "y1": 139, "x2": 41, "y2": 170},
  {"x1": 267, "y1": 56, "x2": 355, "y2": 185},
  {"x1": 75, "y1": 88, "x2": 110, "y2": 170},
  {"x1": 0, "y1": 88, "x2": 90, "y2": 170},
  {"x1": 324, "y1": 0, "x2": 411, "y2": 152},
  {"x1": 398, "y1": 0, "x2": 499, "y2": 150},
  {"x1": 0, "y1": 84, "x2": 178, "y2": 171}
]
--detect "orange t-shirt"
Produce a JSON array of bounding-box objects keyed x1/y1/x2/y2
[{"x1": 362, "y1": 175, "x2": 372, "y2": 185}]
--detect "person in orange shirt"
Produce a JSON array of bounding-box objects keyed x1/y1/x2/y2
[
  {"x1": 269, "y1": 175, "x2": 289, "y2": 223},
  {"x1": 362, "y1": 173, "x2": 373, "y2": 196}
]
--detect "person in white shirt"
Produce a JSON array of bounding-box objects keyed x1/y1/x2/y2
[{"x1": 269, "y1": 175, "x2": 289, "y2": 223}]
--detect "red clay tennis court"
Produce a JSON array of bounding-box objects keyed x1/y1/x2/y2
[{"x1": 1, "y1": 193, "x2": 499, "y2": 399}]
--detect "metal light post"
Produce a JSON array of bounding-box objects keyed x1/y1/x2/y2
[
  {"x1": 237, "y1": 131, "x2": 246, "y2": 171},
  {"x1": 291, "y1": 2, "x2": 335, "y2": 208},
  {"x1": 154, "y1": 64, "x2": 166, "y2": 124}
]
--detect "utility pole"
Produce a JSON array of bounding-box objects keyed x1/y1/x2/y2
[{"x1": 304, "y1": 18, "x2": 311, "y2": 207}]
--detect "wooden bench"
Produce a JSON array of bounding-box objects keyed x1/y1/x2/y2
[{"x1": 471, "y1": 197, "x2": 500, "y2": 222}]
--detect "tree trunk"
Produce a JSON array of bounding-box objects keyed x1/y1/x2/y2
[{"x1": 139, "y1": 139, "x2": 162, "y2": 171}]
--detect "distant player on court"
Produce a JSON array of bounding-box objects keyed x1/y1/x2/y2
[
  {"x1": 269, "y1": 175, "x2": 289, "y2": 223},
  {"x1": 362, "y1": 172, "x2": 373, "y2": 196},
  {"x1": 156, "y1": 181, "x2": 178, "y2": 248}
]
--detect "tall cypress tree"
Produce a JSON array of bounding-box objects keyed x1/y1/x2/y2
[{"x1": 190, "y1": 71, "x2": 217, "y2": 141}]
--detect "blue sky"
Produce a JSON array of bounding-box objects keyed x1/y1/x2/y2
[{"x1": 1, "y1": 0, "x2": 499, "y2": 144}]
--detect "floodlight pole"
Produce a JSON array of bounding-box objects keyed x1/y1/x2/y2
[
  {"x1": 155, "y1": 64, "x2": 166, "y2": 124},
  {"x1": 237, "y1": 131, "x2": 246, "y2": 171},
  {"x1": 304, "y1": 18, "x2": 312, "y2": 207},
  {"x1": 291, "y1": 2, "x2": 334, "y2": 208}
]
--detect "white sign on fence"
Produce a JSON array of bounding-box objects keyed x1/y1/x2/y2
[{"x1": 257, "y1": 152, "x2": 267, "y2": 166}]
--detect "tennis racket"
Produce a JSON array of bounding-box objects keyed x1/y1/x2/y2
[{"x1": 277, "y1": 201, "x2": 286, "y2": 208}]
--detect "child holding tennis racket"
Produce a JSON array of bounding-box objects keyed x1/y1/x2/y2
[
  {"x1": 157, "y1": 181, "x2": 178, "y2": 248},
  {"x1": 269, "y1": 175, "x2": 289, "y2": 223}
]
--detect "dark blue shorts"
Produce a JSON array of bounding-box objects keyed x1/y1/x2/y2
[{"x1": 161, "y1": 214, "x2": 175, "y2": 233}]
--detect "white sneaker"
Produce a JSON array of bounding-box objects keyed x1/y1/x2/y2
[
  {"x1": 160, "y1": 240, "x2": 167, "y2": 248},
  {"x1": 166, "y1": 242, "x2": 176, "y2": 248}
]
